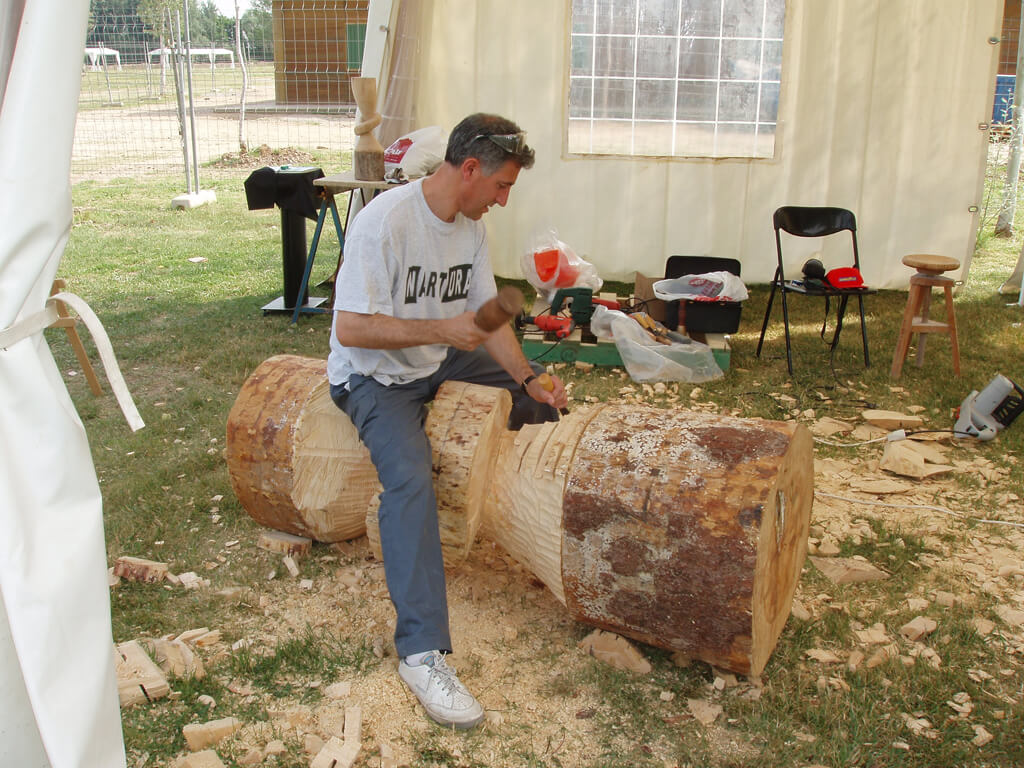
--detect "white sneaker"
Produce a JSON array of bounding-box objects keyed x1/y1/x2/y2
[{"x1": 398, "y1": 651, "x2": 485, "y2": 730}]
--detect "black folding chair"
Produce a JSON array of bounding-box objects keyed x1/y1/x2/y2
[{"x1": 756, "y1": 206, "x2": 875, "y2": 375}]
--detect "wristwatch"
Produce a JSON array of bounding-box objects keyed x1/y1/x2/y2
[{"x1": 520, "y1": 373, "x2": 538, "y2": 393}]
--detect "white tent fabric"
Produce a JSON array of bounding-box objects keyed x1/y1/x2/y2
[
  {"x1": 1, "y1": 0, "x2": 128, "y2": 765},
  {"x1": 396, "y1": 0, "x2": 1001, "y2": 288}
]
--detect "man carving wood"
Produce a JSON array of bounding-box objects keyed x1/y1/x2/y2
[{"x1": 327, "y1": 113, "x2": 568, "y2": 729}]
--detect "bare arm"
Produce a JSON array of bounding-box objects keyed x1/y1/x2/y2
[{"x1": 334, "y1": 309, "x2": 490, "y2": 351}]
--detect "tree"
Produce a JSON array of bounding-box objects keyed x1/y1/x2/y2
[
  {"x1": 188, "y1": 0, "x2": 231, "y2": 44},
  {"x1": 241, "y1": 0, "x2": 273, "y2": 61}
]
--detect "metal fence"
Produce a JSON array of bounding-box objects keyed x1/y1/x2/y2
[{"x1": 73, "y1": 4, "x2": 363, "y2": 184}]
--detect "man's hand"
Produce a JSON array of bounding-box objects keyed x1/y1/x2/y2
[
  {"x1": 442, "y1": 312, "x2": 493, "y2": 351},
  {"x1": 524, "y1": 372, "x2": 569, "y2": 410}
]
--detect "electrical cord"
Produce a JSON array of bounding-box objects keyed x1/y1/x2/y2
[
  {"x1": 813, "y1": 428, "x2": 982, "y2": 447},
  {"x1": 814, "y1": 490, "x2": 1024, "y2": 530},
  {"x1": 513, "y1": 304, "x2": 573, "y2": 364},
  {"x1": 814, "y1": 434, "x2": 891, "y2": 447}
]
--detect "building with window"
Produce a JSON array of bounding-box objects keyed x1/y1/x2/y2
[{"x1": 273, "y1": 0, "x2": 368, "y2": 105}]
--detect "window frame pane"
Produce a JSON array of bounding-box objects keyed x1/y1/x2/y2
[{"x1": 567, "y1": 0, "x2": 785, "y2": 160}]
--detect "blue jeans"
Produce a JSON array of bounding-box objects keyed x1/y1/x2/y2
[{"x1": 330, "y1": 347, "x2": 554, "y2": 657}]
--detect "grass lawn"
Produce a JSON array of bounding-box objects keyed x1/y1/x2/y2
[{"x1": 52, "y1": 152, "x2": 1024, "y2": 767}]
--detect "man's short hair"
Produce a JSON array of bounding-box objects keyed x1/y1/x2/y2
[{"x1": 445, "y1": 113, "x2": 535, "y2": 174}]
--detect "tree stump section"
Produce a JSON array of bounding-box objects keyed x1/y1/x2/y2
[
  {"x1": 559, "y1": 407, "x2": 812, "y2": 677},
  {"x1": 225, "y1": 355, "x2": 378, "y2": 542},
  {"x1": 480, "y1": 404, "x2": 812, "y2": 676}
]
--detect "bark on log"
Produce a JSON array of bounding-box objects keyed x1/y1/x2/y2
[
  {"x1": 482, "y1": 404, "x2": 812, "y2": 676},
  {"x1": 225, "y1": 355, "x2": 378, "y2": 542}
]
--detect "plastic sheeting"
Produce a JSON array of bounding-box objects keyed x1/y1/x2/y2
[
  {"x1": 0, "y1": 0, "x2": 127, "y2": 765},
  {"x1": 390, "y1": 0, "x2": 1001, "y2": 288}
]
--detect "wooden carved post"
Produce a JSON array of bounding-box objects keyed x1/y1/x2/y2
[
  {"x1": 351, "y1": 77, "x2": 385, "y2": 181},
  {"x1": 226, "y1": 356, "x2": 813, "y2": 675}
]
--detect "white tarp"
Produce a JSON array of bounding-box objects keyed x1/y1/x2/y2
[
  {"x1": 1, "y1": 0, "x2": 127, "y2": 766},
  {"x1": 393, "y1": 0, "x2": 1001, "y2": 288}
]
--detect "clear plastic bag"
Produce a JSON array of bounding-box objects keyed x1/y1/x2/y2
[
  {"x1": 521, "y1": 229, "x2": 603, "y2": 302},
  {"x1": 590, "y1": 306, "x2": 723, "y2": 383},
  {"x1": 653, "y1": 271, "x2": 749, "y2": 302}
]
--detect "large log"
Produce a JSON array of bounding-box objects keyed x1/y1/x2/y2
[
  {"x1": 482, "y1": 405, "x2": 812, "y2": 676},
  {"x1": 227, "y1": 356, "x2": 813, "y2": 675},
  {"x1": 564, "y1": 407, "x2": 811, "y2": 676},
  {"x1": 225, "y1": 355, "x2": 377, "y2": 542},
  {"x1": 226, "y1": 355, "x2": 510, "y2": 549}
]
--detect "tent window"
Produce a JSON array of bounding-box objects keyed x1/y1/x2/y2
[{"x1": 568, "y1": 0, "x2": 784, "y2": 159}]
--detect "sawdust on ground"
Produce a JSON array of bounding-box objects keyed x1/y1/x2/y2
[{"x1": 164, "y1": 388, "x2": 1024, "y2": 767}]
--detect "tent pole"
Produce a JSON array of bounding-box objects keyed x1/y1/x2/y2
[{"x1": 996, "y1": 2, "x2": 1024, "y2": 236}]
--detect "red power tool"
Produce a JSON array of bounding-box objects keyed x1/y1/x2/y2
[{"x1": 519, "y1": 314, "x2": 574, "y2": 339}]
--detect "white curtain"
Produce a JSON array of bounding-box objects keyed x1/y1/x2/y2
[
  {"x1": 408, "y1": 0, "x2": 1001, "y2": 288},
  {"x1": 0, "y1": 0, "x2": 127, "y2": 765}
]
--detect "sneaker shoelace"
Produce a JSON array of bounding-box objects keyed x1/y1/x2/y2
[{"x1": 427, "y1": 653, "x2": 467, "y2": 697}]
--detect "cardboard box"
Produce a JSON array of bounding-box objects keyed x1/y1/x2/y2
[{"x1": 633, "y1": 272, "x2": 666, "y2": 324}]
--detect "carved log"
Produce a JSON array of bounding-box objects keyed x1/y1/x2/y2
[
  {"x1": 226, "y1": 356, "x2": 509, "y2": 551},
  {"x1": 565, "y1": 407, "x2": 811, "y2": 676},
  {"x1": 364, "y1": 380, "x2": 511, "y2": 562},
  {"x1": 226, "y1": 356, "x2": 812, "y2": 675},
  {"x1": 481, "y1": 405, "x2": 812, "y2": 676},
  {"x1": 225, "y1": 355, "x2": 378, "y2": 542}
]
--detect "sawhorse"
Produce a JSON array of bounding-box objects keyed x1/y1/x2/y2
[{"x1": 291, "y1": 172, "x2": 394, "y2": 324}]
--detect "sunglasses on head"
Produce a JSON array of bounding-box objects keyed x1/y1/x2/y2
[{"x1": 472, "y1": 131, "x2": 526, "y2": 154}]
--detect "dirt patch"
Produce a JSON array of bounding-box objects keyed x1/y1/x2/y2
[{"x1": 209, "y1": 144, "x2": 315, "y2": 170}]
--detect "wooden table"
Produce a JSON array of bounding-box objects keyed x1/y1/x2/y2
[{"x1": 291, "y1": 172, "x2": 399, "y2": 323}]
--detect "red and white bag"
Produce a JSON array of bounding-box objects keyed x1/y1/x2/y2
[{"x1": 383, "y1": 126, "x2": 446, "y2": 180}]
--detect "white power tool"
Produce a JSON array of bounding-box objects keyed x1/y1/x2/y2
[{"x1": 954, "y1": 374, "x2": 1024, "y2": 441}]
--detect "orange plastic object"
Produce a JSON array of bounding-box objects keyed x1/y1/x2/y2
[
  {"x1": 555, "y1": 259, "x2": 579, "y2": 287},
  {"x1": 534, "y1": 248, "x2": 580, "y2": 287},
  {"x1": 534, "y1": 249, "x2": 560, "y2": 282}
]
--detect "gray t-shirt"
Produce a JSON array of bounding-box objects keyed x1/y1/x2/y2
[{"x1": 327, "y1": 178, "x2": 497, "y2": 387}]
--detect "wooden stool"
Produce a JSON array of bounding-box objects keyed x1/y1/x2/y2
[{"x1": 890, "y1": 254, "x2": 961, "y2": 378}]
